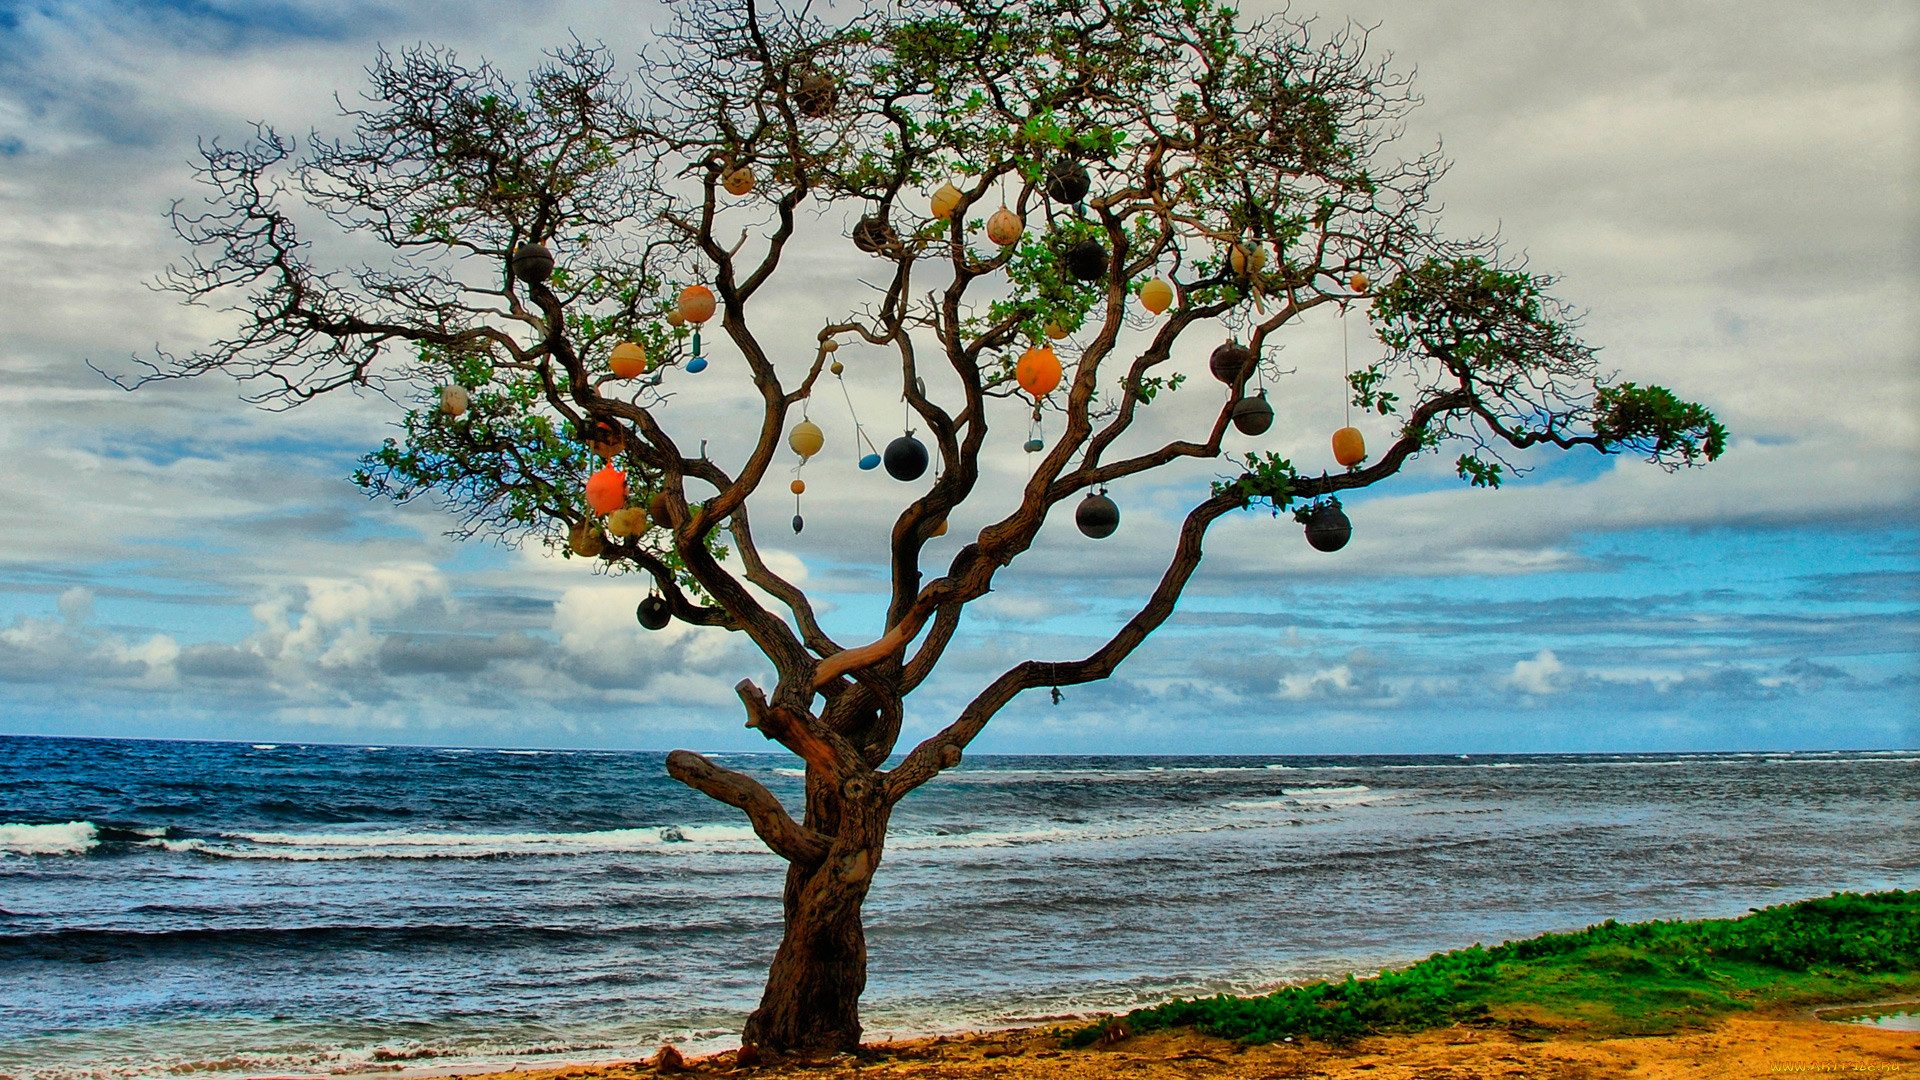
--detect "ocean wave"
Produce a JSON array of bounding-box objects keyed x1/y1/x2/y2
[
  {"x1": 143, "y1": 824, "x2": 767, "y2": 862},
  {"x1": 0, "y1": 821, "x2": 99, "y2": 856}
]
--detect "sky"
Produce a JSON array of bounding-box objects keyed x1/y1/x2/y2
[{"x1": 0, "y1": 0, "x2": 1913, "y2": 755}]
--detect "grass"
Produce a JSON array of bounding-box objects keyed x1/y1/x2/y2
[{"x1": 1067, "y1": 890, "x2": 1920, "y2": 1046}]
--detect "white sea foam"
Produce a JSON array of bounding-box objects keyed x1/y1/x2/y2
[
  {"x1": 0, "y1": 820, "x2": 99, "y2": 855},
  {"x1": 250, "y1": 744, "x2": 278, "y2": 750},
  {"x1": 143, "y1": 824, "x2": 767, "y2": 861}
]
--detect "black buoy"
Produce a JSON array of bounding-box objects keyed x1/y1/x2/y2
[
  {"x1": 852, "y1": 216, "x2": 898, "y2": 254},
  {"x1": 792, "y1": 514, "x2": 805, "y2": 534},
  {"x1": 1304, "y1": 503, "x2": 1352, "y2": 552},
  {"x1": 1063, "y1": 238, "x2": 1107, "y2": 282},
  {"x1": 636, "y1": 595, "x2": 672, "y2": 630},
  {"x1": 1075, "y1": 492, "x2": 1119, "y2": 539},
  {"x1": 510, "y1": 242, "x2": 554, "y2": 284},
  {"x1": 1044, "y1": 158, "x2": 1091, "y2": 204},
  {"x1": 1209, "y1": 341, "x2": 1255, "y2": 385},
  {"x1": 793, "y1": 71, "x2": 838, "y2": 118},
  {"x1": 883, "y1": 434, "x2": 929, "y2": 481},
  {"x1": 1231, "y1": 391, "x2": 1274, "y2": 436}
]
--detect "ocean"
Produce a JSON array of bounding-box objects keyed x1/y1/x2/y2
[{"x1": 1, "y1": 736, "x2": 1915, "y2": 1078}]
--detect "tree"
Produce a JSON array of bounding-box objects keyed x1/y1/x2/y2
[{"x1": 126, "y1": 0, "x2": 1727, "y2": 1055}]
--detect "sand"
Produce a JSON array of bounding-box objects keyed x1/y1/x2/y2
[{"x1": 464, "y1": 1011, "x2": 1920, "y2": 1080}]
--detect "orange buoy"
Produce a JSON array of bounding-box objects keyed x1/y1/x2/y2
[
  {"x1": 1332, "y1": 426, "x2": 1367, "y2": 468},
  {"x1": 1349, "y1": 272, "x2": 1370, "y2": 292},
  {"x1": 677, "y1": 285, "x2": 716, "y2": 325},
  {"x1": 790, "y1": 479, "x2": 806, "y2": 495},
  {"x1": 1138, "y1": 277, "x2": 1173, "y2": 315},
  {"x1": 931, "y1": 182, "x2": 963, "y2": 221},
  {"x1": 610, "y1": 342, "x2": 648, "y2": 379},
  {"x1": 723, "y1": 167, "x2": 755, "y2": 196},
  {"x1": 586, "y1": 467, "x2": 627, "y2": 515},
  {"x1": 986, "y1": 206, "x2": 1024, "y2": 246},
  {"x1": 1016, "y1": 346, "x2": 1061, "y2": 399},
  {"x1": 666, "y1": 309, "x2": 686, "y2": 328}
]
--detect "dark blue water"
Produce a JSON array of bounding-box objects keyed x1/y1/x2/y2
[{"x1": 2, "y1": 736, "x2": 1917, "y2": 1078}]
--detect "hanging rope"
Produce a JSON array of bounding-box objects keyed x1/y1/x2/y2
[{"x1": 1341, "y1": 303, "x2": 1352, "y2": 428}]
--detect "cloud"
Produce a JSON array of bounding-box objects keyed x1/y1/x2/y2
[{"x1": 1505, "y1": 649, "x2": 1570, "y2": 696}]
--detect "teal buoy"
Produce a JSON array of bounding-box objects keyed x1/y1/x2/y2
[
  {"x1": 1024, "y1": 438, "x2": 1044, "y2": 453},
  {"x1": 859, "y1": 452, "x2": 881, "y2": 471},
  {"x1": 686, "y1": 356, "x2": 708, "y2": 373}
]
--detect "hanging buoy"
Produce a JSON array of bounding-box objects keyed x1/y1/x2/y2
[
  {"x1": 986, "y1": 207, "x2": 1024, "y2": 246},
  {"x1": 586, "y1": 420, "x2": 624, "y2": 459},
  {"x1": 610, "y1": 342, "x2": 648, "y2": 379},
  {"x1": 585, "y1": 467, "x2": 627, "y2": 515},
  {"x1": 859, "y1": 452, "x2": 882, "y2": 471},
  {"x1": 1332, "y1": 426, "x2": 1367, "y2": 468},
  {"x1": 884, "y1": 434, "x2": 929, "y2": 481},
  {"x1": 1349, "y1": 272, "x2": 1370, "y2": 292},
  {"x1": 852, "y1": 216, "x2": 898, "y2": 254},
  {"x1": 439, "y1": 385, "x2": 469, "y2": 417},
  {"x1": 1138, "y1": 277, "x2": 1173, "y2": 315},
  {"x1": 793, "y1": 70, "x2": 837, "y2": 117},
  {"x1": 792, "y1": 514, "x2": 805, "y2": 534},
  {"x1": 637, "y1": 594, "x2": 671, "y2": 630},
  {"x1": 723, "y1": 167, "x2": 755, "y2": 196},
  {"x1": 677, "y1": 285, "x2": 716, "y2": 324},
  {"x1": 929, "y1": 518, "x2": 948, "y2": 537},
  {"x1": 788, "y1": 419, "x2": 824, "y2": 461},
  {"x1": 1232, "y1": 392, "x2": 1274, "y2": 436},
  {"x1": 510, "y1": 242, "x2": 554, "y2": 284},
  {"x1": 1075, "y1": 492, "x2": 1120, "y2": 539},
  {"x1": 823, "y1": 339, "x2": 839, "y2": 353},
  {"x1": 1044, "y1": 158, "x2": 1090, "y2": 204},
  {"x1": 830, "y1": 359, "x2": 845, "y2": 376},
  {"x1": 1064, "y1": 238, "x2": 1107, "y2": 282},
  {"x1": 1304, "y1": 503, "x2": 1352, "y2": 552},
  {"x1": 1210, "y1": 341, "x2": 1255, "y2": 385},
  {"x1": 1024, "y1": 437, "x2": 1044, "y2": 453},
  {"x1": 666, "y1": 309, "x2": 686, "y2": 328},
  {"x1": 686, "y1": 356, "x2": 708, "y2": 373},
  {"x1": 790, "y1": 479, "x2": 806, "y2": 495},
  {"x1": 568, "y1": 519, "x2": 605, "y2": 557},
  {"x1": 1229, "y1": 243, "x2": 1266, "y2": 277},
  {"x1": 607, "y1": 506, "x2": 645, "y2": 538},
  {"x1": 1044, "y1": 321, "x2": 1068, "y2": 341},
  {"x1": 1016, "y1": 346, "x2": 1062, "y2": 399},
  {"x1": 931, "y1": 181, "x2": 963, "y2": 221},
  {"x1": 648, "y1": 490, "x2": 674, "y2": 526}
]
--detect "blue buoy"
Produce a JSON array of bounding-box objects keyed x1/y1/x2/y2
[
  {"x1": 686, "y1": 356, "x2": 708, "y2": 373},
  {"x1": 1024, "y1": 438, "x2": 1044, "y2": 453},
  {"x1": 859, "y1": 452, "x2": 882, "y2": 471}
]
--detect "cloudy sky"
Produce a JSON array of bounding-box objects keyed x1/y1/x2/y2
[{"x1": 0, "y1": 0, "x2": 1912, "y2": 755}]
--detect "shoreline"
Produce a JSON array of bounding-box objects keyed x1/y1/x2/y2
[{"x1": 350, "y1": 1008, "x2": 1920, "y2": 1080}]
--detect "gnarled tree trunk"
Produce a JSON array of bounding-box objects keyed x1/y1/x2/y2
[{"x1": 743, "y1": 773, "x2": 889, "y2": 1053}]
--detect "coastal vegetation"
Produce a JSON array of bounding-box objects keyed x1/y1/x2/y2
[{"x1": 1071, "y1": 890, "x2": 1920, "y2": 1046}]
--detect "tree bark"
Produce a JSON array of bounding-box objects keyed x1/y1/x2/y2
[{"x1": 742, "y1": 776, "x2": 889, "y2": 1053}]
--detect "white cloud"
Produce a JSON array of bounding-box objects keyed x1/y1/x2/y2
[{"x1": 1505, "y1": 649, "x2": 1570, "y2": 696}]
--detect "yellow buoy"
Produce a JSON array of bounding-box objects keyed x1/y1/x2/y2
[
  {"x1": 1230, "y1": 243, "x2": 1267, "y2": 276},
  {"x1": 666, "y1": 309, "x2": 686, "y2": 328},
  {"x1": 830, "y1": 360, "x2": 844, "y2": 376},
  {"x1": 1138, "y1": 277, "x2": 1173, "y2": 315},
  {"x1": 931, "y1": 182, "x2": 963, "y2": 221},
  {"x1": 986, "y1": 206, "x2": 1024, "y2": 246},
  {"x1": 788, "y1": 419, "x2": 824, "y2": 460},
  {"x1": 1332, "y1": 426, "x2": 1367, "y2": 468},
  {"x1": 610, "y1": 342, "x2": 648, "y2": 379},
  {"x1": 1044, "y1": 321, "x2": 1068, "y2": 341},
  {"x1": 723, "y1": 167, "x2": 755, "y2": 196},
  {"x1": 568, "y1": 519, "x2": 605, "y2": 557},
  {"x1": 823, "y1": 339, "x2": 839, "y2": 353}
]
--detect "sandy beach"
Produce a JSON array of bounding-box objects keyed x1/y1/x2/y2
[{"x1": 454, "y1": 1011, "x2": 1920, "y2": 1080}]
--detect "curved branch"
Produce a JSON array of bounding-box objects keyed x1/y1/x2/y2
[{"x1": 665, "y1": 749, "x2": 829, "y2": 865}]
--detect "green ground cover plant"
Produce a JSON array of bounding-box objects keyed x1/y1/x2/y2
[{"x1": 1069, "y1": 891, "x2": 1920, "y2": 1046}]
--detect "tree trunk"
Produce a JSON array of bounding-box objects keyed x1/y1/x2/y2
[{"x1": 743, "y1": 779, "x2": 888, "y2": 1053}]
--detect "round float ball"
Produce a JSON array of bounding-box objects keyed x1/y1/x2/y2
[
  {"x1": 1064, "y1": 238, "x2": 1107, "y2": 282},
  {"x1": 1209, "y1": 341, "x2": 1255, "y2": 385},
  {"x1": 1138, "y1": 277, "x2": 1174, "y2": 315},
  {"x1": 986, "y1": 207, "x2": 1024, "y2": 246},
  {"x1": 931, "y1": 181, "x2": 963, "y2": 221},
  {"x1": 884, "y1": 434, "x2": 929, "y2": 481},
  {"x1": 1044, "y1": 158, "x2": 1091, "y2": 204},
  {"x1": 1332, "y1": 426, "x2": 1367, "y2": 468},
  {"x1": 723, "y1": 167, "x2": 755, "y2": 196},
  {"x1": 439, "y1": 385, "x2": 469, "y2": 417},
  {"x1": 823, "y1": 339, "x2": 839, "y2": 353},
  {"x1": 569, "y1": 519, "x2": 605, "y2": 558},
  {"x1": 1016, "y1": 346, "x2": 1062, "y2": 399},
  {"x1": 648, "y1": 490, "x2": 674, "y2": 527},
  {"x1": 858, "y1": 452, "x2": 882, "y2": 471},
  {"x1": 852, "y1": 216, "x2": 898, "y2": 254},
  {"x1": 685, "y1": 356, "x2": 709, "y2": 374},
  {"x1": 666, "y1": 309, "x2": 686, "y2": 328},
  {"x1": 794, "y1": 71, "x2": 838, "y2": 117},
  {"x1": 677, "y1": 285, "x2": 716, "y2": 325},
  {"x1": 1229, "y1": 243, "x2": 1266, "y2": 277},
  {"x1": 1231, "y1": 392, "x2": 1274, "y2": 436},
  {"x1": 788, "y1": 419, "x2": 825, "y2": 460},
  {"x1": 790, "y1": 479, "x2": 806, "y2": 495},
  {"x1": 1350, "y1": 272, "x2": 1371, "y2": 292},
  {"x1": 1075, "y1": 492, "x2": 1120, "y2": 539},
  {"x1": 585, "y1": 419, "x2": 624, "y2": 459},
  {"x1": 510, "y1": 242, "x2": 554, "y2": 284},
  {"x1": 1304, "y1": 503, "x2": 1352, "y2": 553},
  {"x1": 792, "y1": 514, "x2": 805, "y2": 534},
  {"x1": 1044, "y1": 321, "x2": 1068, "y2": 341},
  {"x1": 830, "y1": 359, "x2": 845, "y2": 376},
  {"x1": 636, "y1": 595, "x2": 672, "y2": 630},
  {"x1": 1024, "y1": 437, "x2": 1045, "y2": 453},
  {"x1": 609, "y1": 342, "x2": 648, "y2": 379},
  {"x1": 585, "y1": 466, "x2": 627, "y2": 515}
]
